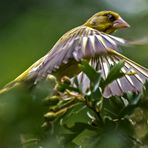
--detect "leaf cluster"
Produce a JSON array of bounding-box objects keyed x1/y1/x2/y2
[{"x1": 42, "y1": 60, "x2": 148, "y2": 148}]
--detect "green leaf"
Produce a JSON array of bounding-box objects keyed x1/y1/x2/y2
[
  {"x1": 101, "y1": 60, "x2": 125, "y2": 90},
  {"x1": 79, "y1": 60, "x2": 101, "y2": 85}
]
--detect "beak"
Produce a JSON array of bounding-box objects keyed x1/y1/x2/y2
[{"x1": 113, "y1": 17, "x2": 130, "y2": 29}]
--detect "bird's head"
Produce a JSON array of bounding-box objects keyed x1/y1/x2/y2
[{"x1": 84, "y1": 10, "x2": 130, "y2": 34}]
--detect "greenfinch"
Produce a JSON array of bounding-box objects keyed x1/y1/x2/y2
[{"x1": 0, "y1": 10, "x2": 147, "y2": 96}]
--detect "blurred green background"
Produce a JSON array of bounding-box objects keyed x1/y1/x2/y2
[
  {"x1": 0, "y1": 0, "x2": 148, "y2": 147},
  {"x1": 0, "y1": 0, "x2": 148, "y2": 87}
]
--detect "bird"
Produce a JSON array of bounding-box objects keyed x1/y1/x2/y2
[{"x1": 0, "y1": 10, "x2": 147, "y2": 97}]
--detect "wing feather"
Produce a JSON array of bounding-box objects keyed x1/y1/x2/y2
[
  {"x1": 27, "y1": 25, "x2": 147, "y2": 97},
  {"x1": 29, "y1": 26, "x2": 125, "y2": 80},
  {"x1": 76, "y1": 53, "x2": 147, "y2": 97}
]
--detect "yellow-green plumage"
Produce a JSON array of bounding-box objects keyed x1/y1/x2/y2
[{"x1": 84, "y1": 11, "x2": 120, "y2": 33}]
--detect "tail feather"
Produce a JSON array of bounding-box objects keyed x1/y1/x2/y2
[
  {"x1": 0, "y1": 56, "x2": 46, "y2": 95},
  {"x1": 0, "y1": 80, "x2": 22, "y2": 95}
]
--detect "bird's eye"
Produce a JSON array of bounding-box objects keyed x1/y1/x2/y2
[{"x1": 107, "y1": 14, "x2": 115, "y2": 22}]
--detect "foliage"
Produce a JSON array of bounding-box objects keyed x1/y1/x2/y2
[
  {"x1": 42, "y1": 60, "x2": 148, "y2": 148},
  {"x1": 0, "y1": 61, "x2": 148, "y2": 148}
]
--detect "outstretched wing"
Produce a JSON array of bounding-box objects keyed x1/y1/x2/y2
[
  {"x1": 76, "y1": 51, "x2": 148, "y2": 97},
  {"x1": 28, "y1": 26, "x2": 126, "y2": 80}
]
